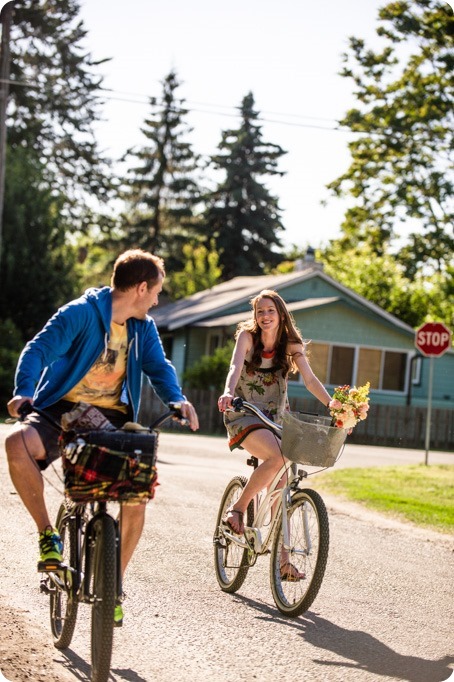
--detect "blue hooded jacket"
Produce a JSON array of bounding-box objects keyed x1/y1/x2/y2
[{"x1": 14, "y1": 287, "x2": 185, "y2": 420}]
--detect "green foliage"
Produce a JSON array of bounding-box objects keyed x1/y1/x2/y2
[
  {"x1": 183, "y1": 341, "x2": 234, "y2": 391},
  {"x1": 320, "y1": 242, "x2": 452, "y2": 328},
  {"x1": 328, "y1": 0, "x2": 453, "y2": 279},
  {"x1": 121, "y1": 71, "x2": 202, "y2": 269},
  {"x1": 0, "y1": 146, "x2": 80, "y2": 339},
  {"x1": 9, "y1": 0, "x2": 113, "y2": 230},
  {"x1": 166, "y1": 240, "x2": 222, "y2": 299},
  {"x1": 0, "y1": 319, "x2": 23, "y2": 408},
  {"x1": 202, "y1": 92, "x2": 286, "y2": 280}
]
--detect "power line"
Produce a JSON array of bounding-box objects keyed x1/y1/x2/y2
[{"x1": 3, "y1": 76, "x2": 355, "y2": 134}]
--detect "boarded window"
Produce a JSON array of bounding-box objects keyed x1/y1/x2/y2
[
  {"x1": 383, "y1": 351, "x2": 407, "y2": 391},
  {"x1": 329, "y1": 346, "x2": 354, "y2": 385},
  {"x1": 357, "y1": 348, "x2": 381, "y2": 389},
  {"x1": 307, "y1": 343, "x2": 329, "y2": 383}
]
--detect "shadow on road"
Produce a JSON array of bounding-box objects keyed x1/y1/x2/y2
[
  {"x1": 58, "y1": 648, "x2": 148, "y2": 681},
  {"x1": 233, "y1": 594, "x2": 454, "y2": 682}
]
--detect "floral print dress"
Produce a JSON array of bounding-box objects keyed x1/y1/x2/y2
[{"x1": 224, "y1": 356, "x2": 288, "y2": 451}]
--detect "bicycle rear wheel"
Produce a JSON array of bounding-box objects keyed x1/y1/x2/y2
[
  {"x1": 213, "y1": 476, "x2": 254, "y2": 593},
  {"x1": 50, "y1": 503, "x2": 79, "y2": 649},
  {"x1": 270, "y1": 488, "x2": 329, "y2": 617},
  {"x1": 89, "y1": 514, "x2": 117, "y2": 682}
]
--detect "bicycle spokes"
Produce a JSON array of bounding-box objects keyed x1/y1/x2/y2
[{"x1": 270, "y1": 489, "x2": 330, "y2": 617}]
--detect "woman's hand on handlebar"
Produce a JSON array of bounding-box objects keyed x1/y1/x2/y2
[
  {"x1": 217, "y1": 392, "x2": 234, "y2": 412},
  {"x1": 7, "y1": 396, "x2": 34, "y2": 419}
]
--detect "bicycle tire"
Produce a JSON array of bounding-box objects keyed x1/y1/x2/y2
[
  {"x1": 50, "y1": 503, "x2": 79, "y2": 649},
  {"x1": 213, "y1": 476, "x2": 254, "y2": 593},
  {"x1": 270, "y1": 488, "x2": 329, "y2": 617},
  {"x1": 89, "y1": 514, "x2": 117, "y2": 682}
]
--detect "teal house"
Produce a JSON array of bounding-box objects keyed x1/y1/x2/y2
[{"x1": 152, "y1": 261, "x2": 453, "y2": 413}]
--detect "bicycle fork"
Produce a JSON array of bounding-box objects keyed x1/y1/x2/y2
[{"x1": 280, "y1": 488, "x2": 312, "y2": 557}]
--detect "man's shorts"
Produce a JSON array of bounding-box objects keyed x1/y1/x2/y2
[{"x1": 22, "y1": 400, "x2": 131, "y2": 471}]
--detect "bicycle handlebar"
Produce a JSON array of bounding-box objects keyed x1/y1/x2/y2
[
  {"x1": 228, "y1": 397, "x2": 283, "y2": 436},
  {"x1": 150, "y1": 402, "x2": 190, "y2": 429},
  {"x1": 15, "y1": 400, "x2": 190, "y2": 430}
]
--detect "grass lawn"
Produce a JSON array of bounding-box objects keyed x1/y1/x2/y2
[{"x1": 318, "y1": 464, "x2": 454, "y2": 534}]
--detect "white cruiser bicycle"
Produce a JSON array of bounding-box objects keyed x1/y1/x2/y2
[{"x1": 213, "y1": 397, "x2": 346, "y2": 617}]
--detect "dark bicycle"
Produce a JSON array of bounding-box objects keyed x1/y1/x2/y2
[{"x1": 18, "y1": 401, "x2": 187, "y2": 682}]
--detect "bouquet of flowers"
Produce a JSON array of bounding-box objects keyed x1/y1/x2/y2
[{"x1": 329, "y1": 382, "x2": 370, "y2": 430}]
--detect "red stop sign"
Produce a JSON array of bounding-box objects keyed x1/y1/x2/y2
[{"x1": 415, "y1": 322, "x2": 452, "y2": 357}]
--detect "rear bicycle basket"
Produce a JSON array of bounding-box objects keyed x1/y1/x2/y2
[
  {"x1": 281, "y1": 412, "x2": 346, "y2": 467},
  {"x1": 61, "y1": 430, "x2": 158, "y2": 503}
]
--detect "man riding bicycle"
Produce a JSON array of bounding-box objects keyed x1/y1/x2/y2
[{"x1": 5, "y1": 249, "x2": 199, "y2": 625}]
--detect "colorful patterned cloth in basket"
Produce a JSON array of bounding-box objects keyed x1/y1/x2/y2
[{"x1": 61, "y1": 430, "x2": 158, "y2": 503}]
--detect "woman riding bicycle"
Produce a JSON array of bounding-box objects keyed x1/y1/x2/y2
[{"x1": 217, "y1": 289, "x2": 332, "y2": 580}]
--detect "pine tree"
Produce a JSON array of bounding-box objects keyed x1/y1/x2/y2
[
  {"x1": 7, "y1": 0, "x2": 112, "y2": 228},
  {"x1": 1, "y1": 0, "x2": 110, "y2": 343},
  {"x1": 202, "y1": 92, "x2": 286, "y2": 280},
  {"x1": 122, "y1": 70, "x2": 201, "y2": 269}
]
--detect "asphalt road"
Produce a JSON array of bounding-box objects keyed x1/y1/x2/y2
[{"x1": 0, "y1": 425, "x2": 453, "y2": 682}]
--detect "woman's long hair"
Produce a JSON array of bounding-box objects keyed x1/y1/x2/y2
[{"x1": 236, "y1": 289, "x2": 304, "y2": 377}]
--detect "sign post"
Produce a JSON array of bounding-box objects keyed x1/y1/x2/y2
[{"x1": 414, "y1": 322, "x2": 452, "y2": 464}]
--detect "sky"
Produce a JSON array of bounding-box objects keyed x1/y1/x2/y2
[
  {"x1": 0, "y1": 1, "x2": 452, "y2": 249},
  {"x1": 68, "y1": 1, "x2": 447, "y2": 250}
]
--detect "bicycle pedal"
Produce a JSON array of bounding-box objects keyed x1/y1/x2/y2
[
  {"x1": 244, "y1": 527, "x2": 262, "y2": 553},
  {"x1": 37, "y1": 559, "x2": 66, "y2": 573}
]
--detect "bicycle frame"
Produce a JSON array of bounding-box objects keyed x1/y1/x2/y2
[
  {"x1": 221, "y1": 459, "x2": 305, "y2": 555},
  {"x1": 42, "y1": 500, "x2": 121, "y2": 604}
]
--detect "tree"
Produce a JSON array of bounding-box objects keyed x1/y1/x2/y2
[
  {"x1": 202, "y1": 92, "x2": 286, "y2": 280},
  {"x1": 121, "y1": 70, "x2": 202, "y2": 270},
  {"x1": 0, "y1": 145, "x2": 79, "y2": 339},
  {"x1": 183, "y1": 341, "x2": 234, "y2": 391},
  {"x1": 7, "y1": 0, "x2": 112, "y2": 230},
  {"x1": 327, "y1": 0, "x2": 453, "y2": 278},
  {"x1": 0, "y1": 0, "x2": 119, "y2": 344},
  {"x1": 166, "y1": 240, "x2": 222, "y2": 300},
  {"x1": 320, "y1": 241, "x2": 451, "y2": 327}
]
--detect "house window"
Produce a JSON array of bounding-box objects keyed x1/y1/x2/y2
[
  {"x1": 411, "y1": 356, "x2": 422, "y2": 385},
  {"x1": 161, "y1": 335, "x2": 173, "y2": 360},
  {"x1": 357, "y1": 348, "x2": 381, "y2": 389},
  {"x1": 329, "y1": 346, "x2": 355, "y2": 386},
  {"x1": 206, "y1": 332, "x2": 221, "y2": 355},
  {"x1": 290, "y1": 342, "x2": 408, "y2": 393},
  {"x1": 382, "y1": 351, "x2": 407, "y2": 391},
  {"x1": 306, "y1": 343, "x2": 329, "y2": 383}
]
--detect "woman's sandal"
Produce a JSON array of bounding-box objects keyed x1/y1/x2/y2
[
  {"x1": 222, "y1": 508, "x2": 244, "y2": 534},
  {"x1": 280, "y1": 562, "x2": 306, "y2": 582}
]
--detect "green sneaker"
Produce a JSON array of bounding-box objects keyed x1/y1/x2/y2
[
  {"x1": 114, "y1": 602, "x2": 124, "y2": 627},
  {"x1": 38, "y1": 526, "x2": 63, "y2": 571}
]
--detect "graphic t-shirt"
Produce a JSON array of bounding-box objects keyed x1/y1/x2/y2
[{"x1": 63, "y1": 321, "x2": 128, "y2": 412}]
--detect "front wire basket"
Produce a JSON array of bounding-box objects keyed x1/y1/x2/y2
[{"x1": 281, "y1": 412, "x2": 347, "y2": 467}]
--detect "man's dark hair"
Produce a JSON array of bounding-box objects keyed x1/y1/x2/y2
[{"x1": 111, "y1": 249, "x2": 165, "y2": 291}]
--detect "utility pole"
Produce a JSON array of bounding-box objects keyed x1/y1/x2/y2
[{"x1": 0, "y1": 1, "x2": 14, "y2": 273}]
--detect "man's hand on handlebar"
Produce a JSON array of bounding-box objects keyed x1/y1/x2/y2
[
  {"x1": 7, "y1": 396, "x2": 34, "y2": 419},
  {"x1": 170, "y1": 400, "x2": 199, "y2": 431}
]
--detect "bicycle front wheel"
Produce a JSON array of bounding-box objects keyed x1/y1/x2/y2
[
  {"x1": 50, "y1": 503, "x2": 79, "y2": 649},
  {"x1": 89, "y1": 514, "x2": 117, "y2": 682},
  {"x1": 270, "y1": 488, "x2": 329, "y2": 617},
  {"x1": 213, "y1": 476, "x2": 254, "y2": 593}
]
